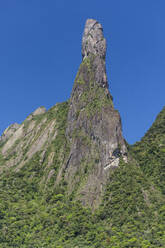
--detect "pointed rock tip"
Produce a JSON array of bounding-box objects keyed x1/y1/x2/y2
[
  {"x1": 32, "y1": 106, "x2": 46, "y2": 116},
  {"x1": 26, "y1": 106, "x2": 46, "y2": 121},
  {"x1": 82, "y1": 19, "x2": 106, "y2": 59},
  {"x1": 0, "y1": 123, "x2": 20, "y2": 143}
]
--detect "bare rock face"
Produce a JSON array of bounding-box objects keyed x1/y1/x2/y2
[
  {"x1": 0, "y1": 123, "x2": 20, "y2": 143},
  {"x1": 82, "y1": 19, "x2": 106, "y2": 59},
  {"x1": 61, "y1": 19, "x2": 127, "y2": 208},
  {"x1": 32, "y1": 106, "x2": 46, "y2": 116},
  {"x1": 82, "y1": 19, "x2": 108, "y2": 89},
  {"x1": 26, "y1": 106, "x2": 46, "y2": 121}
]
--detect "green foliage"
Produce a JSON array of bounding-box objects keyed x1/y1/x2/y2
[
  {"x1": 80, "y1": 84, "x2": 113, "y2": 117},
  {"x1": 0, "y1": 156, "x2": 164, "y2": 247},
  {"x1": 132, "y1": 106, "x2": 165, "y2": 194},
  {"x1": 73, "y1": 55, "x2": 113, "y2": 118},
  {"x1": 0, "y1": 153, "x2": 5, "y2": 166},
  {"x1": 0, "y1": 91, "x2": 165, "y2": 246}
]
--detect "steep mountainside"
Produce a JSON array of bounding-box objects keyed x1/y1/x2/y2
[
  {"x1": 132, "y1": 106, "x2": 165, "y2": 194},
  {"x1": 0, "y1": 19, "x2": 165, "y2": 247}
]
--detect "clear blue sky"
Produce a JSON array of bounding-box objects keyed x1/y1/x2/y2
[{"x1": 0, "y1": 0, "x2": 165, "y2": 144}]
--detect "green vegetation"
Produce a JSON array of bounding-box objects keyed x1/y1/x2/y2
[
  {"x1": 74, "y1": 56, "x2": 113, "y2": 118},
  {"x1": 0, "y1": 158, "x2": 165, "y2": 247},
  {"x1": 0, "y1": 69, "x2": 165, "y2": 246},
  {"x1": 132, "y1": 106, "x2": 165, "y2": 194},
  {"x1": 80, "y1": 84, "x2": 113, "y2": 117}
]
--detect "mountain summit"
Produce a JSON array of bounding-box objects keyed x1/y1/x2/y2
[
  {"x1": 82, "y1": 19, "x2": 106, "y2": 60},
  {"x1": 0, "y1": 19, "x2": 127, "y2": 208}
]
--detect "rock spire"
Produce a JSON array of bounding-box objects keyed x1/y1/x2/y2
[
  {"x1": 59, "y1": 19, "x2": 127, "y2": 207},
  {"x1": 82, "y1": 19, "x2": 106, "y2": 59}
]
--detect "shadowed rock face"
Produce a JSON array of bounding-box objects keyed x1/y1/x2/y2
[{"x1": 63, "y1": 19, "x2": 127, "y2": 208}]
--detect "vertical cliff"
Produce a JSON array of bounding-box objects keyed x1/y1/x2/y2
[{"x1": 57, "y1": 19, "x2": 127, "y2": 207}]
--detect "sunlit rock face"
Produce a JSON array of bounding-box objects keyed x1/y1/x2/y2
[
  {"x1": 82, "y1": 19, "x2": 106, "y2": 60},
  {"x1": 0, "y1": 123, "x2": 20, "y2": 143}
]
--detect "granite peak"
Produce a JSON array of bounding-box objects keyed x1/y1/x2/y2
[{"x1": 82, "y1": 19, "x2": 106, "y2": 59}]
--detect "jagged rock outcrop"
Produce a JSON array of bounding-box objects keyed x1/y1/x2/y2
[
  {"x1": 26, "y1": 106, "x2": 46, "y2": 121},
  {"x1": 33, "y1": 106, "x2": 46, "y2": 116},
  {"x1": 58, "y1": 19, "x2": 127, "y2": 207},
  {"x1": 0, "y1": 123, "x2": 20, "y2": 143}
]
